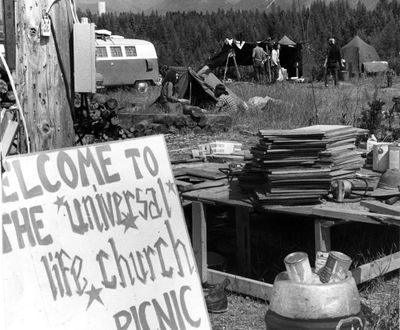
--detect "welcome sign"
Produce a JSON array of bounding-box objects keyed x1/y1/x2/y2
[{"x1": 1, "y1": 135, "x2": 210, "y2": 330}]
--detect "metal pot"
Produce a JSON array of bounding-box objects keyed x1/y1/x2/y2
[{"x1": 268, "y1": 271, "x2": 361, "y2": 319}]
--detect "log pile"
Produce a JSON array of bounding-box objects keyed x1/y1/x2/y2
[
  {"x1": 118, "y1": 108, "x2": 233, "y2": 137},
  {"x1": 74, "y1": 96, "x2": 233, "y2": 144}
]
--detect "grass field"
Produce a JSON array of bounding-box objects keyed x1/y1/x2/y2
[{"x1": 103, "y1": 75, "x2": 400, "y2": 329}]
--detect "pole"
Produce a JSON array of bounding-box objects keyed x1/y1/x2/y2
[
  {"x1": 16, "y1": 0, "x2": 75, "y2": 151},
  {"x1": 223, "y1": 53, "x2": 230, "y2": 83},
  {"x1": 232, "y1": 53, "x2": 241, "y2": 81},
  {"x1": 3, "y1": 0, "x2": 16, "y2": 70}
]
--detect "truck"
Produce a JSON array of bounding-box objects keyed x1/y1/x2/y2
[{"x1": 95, "y1": 30, "x2": 160, "y2": 92}]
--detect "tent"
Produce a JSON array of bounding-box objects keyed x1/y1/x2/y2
[
  {"x1": 278, "y1": 35, "x2": 302, "y2": 78},
  {"x1": 174, "y1": 67, "x2": 218, "y2": 109},
  {"x1": 341, "y1": 36, "x2": 380, "y2": 76}
]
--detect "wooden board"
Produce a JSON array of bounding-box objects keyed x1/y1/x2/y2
[
  {"x1": 1, "y1": 120, "x2": 18, "y2": 158},
  {"x1": 312, "y1": 206, "x2": 400, "y2": 226},
  {"x1": 360, "y1": 200, "x2": 400, "y2": 217},
  {"x1": 352, "y1": 251, "x2": 400, "y2": 284},
  {"x1": 177, "y1": 167, "x2": 227, "y2": 180},
  {"x1": 207, "y1": 269, "x2": 272, "y2": 301}
]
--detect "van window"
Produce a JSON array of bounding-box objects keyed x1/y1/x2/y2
[
  {"x1": 125, "y1": 46, "x2": 137, "y2": 57},
  {"x1": 96, "y1": 47, "x2": 108, "y2": 58},
  {"x1": 110, "y1": 46, "x2": 123, "y2": 57}
]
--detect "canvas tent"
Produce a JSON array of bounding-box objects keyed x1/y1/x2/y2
[
  {"x1": 173, "y1": 67, "x2": 218, "y2": 109},
  {"x1": 341, "y1": 36, "x2": 380, "y2": 76}
]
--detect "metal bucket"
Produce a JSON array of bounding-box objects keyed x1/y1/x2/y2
[{"x1": 265, "y1": 271, "x2": 364, "y2": 329}]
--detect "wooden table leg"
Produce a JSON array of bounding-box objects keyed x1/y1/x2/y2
[
  {"x1": 236, "y1": 206, "x2": 251, "y2": 276},
  {"x1": 192, "y1": 201, "x2": 207, "y2": 283},
  {"x1": 314, "y1": 218, "x2": 333, "y2": 253}
]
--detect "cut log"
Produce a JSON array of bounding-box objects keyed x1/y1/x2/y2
[
  {"x1": 193, "y1": 126, "x2": 202, "y2": 135},
  {"x1": 136, "y1": 119, "x2": 151, "y2": 131},
  {"x1": 197, "y1": 115, "x2": 207, "y2": 127},
  {"x1": 183, "y1": 105, "x2": 204, "y2": 118},
  {"x1": 144, "y1": 129, "x2": 153, "y2": 136},
  {"x1": 149, "y1": 123, "x2": 167, "y2": 134},
  {"x1": 153, "y1": 114, "x2": 175, "y2": 127},
  {"x1": 187, "y1": 117, "x2": 197, "y2": 128},
  {"x1": 174, "y1": 116, "x2": 187, "y2": 128}
]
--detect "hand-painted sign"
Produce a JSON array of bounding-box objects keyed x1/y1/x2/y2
[{"x1": 1, "y1": 135, "x2": 211, "y2": 330}]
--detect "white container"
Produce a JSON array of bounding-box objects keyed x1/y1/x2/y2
[
  {"x1": 389, "y1": 144, "x2": 400, "y2": 169},
  {"x1": 373, "y1": 143, "x2": 391, "y2": 172},
  {"x1": 283, "y1": 252, "x2": 313, "y2": 283}
]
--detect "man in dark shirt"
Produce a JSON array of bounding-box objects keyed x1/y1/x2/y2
[
  {"x1": 252, "y1": 43, "x2": 268, "y2": 83},
  {"x1": 324, "y1": 38, "x2": 342, "y2": 87}
]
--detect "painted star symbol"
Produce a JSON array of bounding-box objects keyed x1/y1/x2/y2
[
  {"x1": 85, "y1": 284, "x2": 104, "y2": 310},
  {"x1": 54, "y1": 196, "x2": 66, "y2": 212},
  {"x1": 121, "y1": 212, "x2": 138, "y2": 233},
  {"x1": 165, "y1": 180, "x2": 176, "y2": 195}
]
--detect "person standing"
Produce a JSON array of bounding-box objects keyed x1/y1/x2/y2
[
  {"x1": 324, "y1": 38, "x2": 342, "y2": 87},
  {"x1": 252, "y1": 43, "x2": 268, "y2": 83},
  {"x1": 271, "y1": 43, "x2": 280, "y2": 83}
]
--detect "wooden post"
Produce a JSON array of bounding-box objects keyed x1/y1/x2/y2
[
  {"x1": 314, "y1": 218, "x2": 333, "y2": 253},
  {"x1": 192, "y1": 201, "x2": 208, "y2": 283},
  {"x1": 232, "y1": 53, "x2": 241, "y2": 81},
  {"x1": 15, "y1": 0, "x2": 75, "y2": 152},
  {"x1": 235, "y1": 206, "x2": 251, "y2": 276},
  {"x1": 3, "y1": 0, "x2": 16, "y2": 70}
]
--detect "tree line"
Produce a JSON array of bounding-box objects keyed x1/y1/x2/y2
[{"x1": 78, "y1": 0, "x2": 400, "y2": 73}]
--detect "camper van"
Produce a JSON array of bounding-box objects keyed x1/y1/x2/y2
[{"x1": 95, "y1": 30, "x2": 159, "y2": 91}]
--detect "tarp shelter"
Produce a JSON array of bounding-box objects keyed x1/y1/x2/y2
[
  {"x1": 206, "y1": 39, "x2": 269, "y2": 68},
  {"x1": 174, "y1": 67, "x2": 218, "y2": 109},
  {"x1": 341, "y1": 36, "x2": 380, "y2": 76},
  {"x1": 207, "y1": 37, "x2": 304, "y2": 78},
  {"x1": 278, "y1": 35, "x2": 302, "y2": 78}
]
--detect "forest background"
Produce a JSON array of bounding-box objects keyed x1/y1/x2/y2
[{"x1": 78, "y1": 0, "x2": 400, "y2": 74}]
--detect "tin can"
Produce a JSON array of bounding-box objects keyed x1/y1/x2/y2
[
  {"x1": 284, "y1": 252, "x2": 313, "y2": 283},
  {"x1": 319, "y1": 251, "x2": 352, "y2": 283}
]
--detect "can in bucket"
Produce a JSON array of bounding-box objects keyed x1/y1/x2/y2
[
  {"x1": 284, "y1": 252, "x2": 313, "y2": 283},
  {"x1": 319, "y1": 251, "x2": 352, "y2": 283}
]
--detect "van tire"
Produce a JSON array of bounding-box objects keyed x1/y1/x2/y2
[{"x1": 135, "y1": 81, "x2": 149, "y2": 93}]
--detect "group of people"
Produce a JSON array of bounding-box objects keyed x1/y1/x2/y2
[
  {"x1": 252, "y1": 40, "x2": 281, "y2": 84},
  {"x1": 157, "y1": 37, "x2": 344, "y2": 115}
]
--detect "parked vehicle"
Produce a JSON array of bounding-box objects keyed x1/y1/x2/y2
[{"x1": 95, "y1": 30, "x2": 159, "y2": 91}]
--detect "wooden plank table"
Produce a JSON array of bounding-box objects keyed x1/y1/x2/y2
[{"x1": 182, "y1": 179, "x2": 400, "y2": 301}]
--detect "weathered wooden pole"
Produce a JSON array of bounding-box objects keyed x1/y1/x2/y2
[{"x1": 16, "y1": 0, "x2": 75, "y2": 151}]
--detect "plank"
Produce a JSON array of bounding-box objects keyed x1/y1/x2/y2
[
  {"x1": 312, "y1": 206, "x2": 397, "y2": 225},
  {"x1": 360, "y1": 200, "x2": 400, "y2": 217},
  {"x1": 3, "y1": 0, "x2": 16, "y2": 69},
  {"x1": 177, "y1": 179, "x2": 228, "y2": 192},
  {"x1": 235, "y1": 206, "x2": 251, "y2": 277},
  {"x1": 184, "y1": 167, "x2": 227, "y2": 180},
  {"x1": 207, "y1": 269, "x2": 272, "y2": 301},
  {"x1": 351, "y1": 251, "x2": 400, "y2": 284},
  {"x1": 1, "y1": 120, "x2": 18, "y2": 158},
  {"x1": 192, "y1": 202, "x2": 207, "y2": 283}
]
